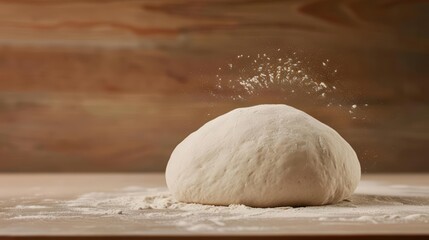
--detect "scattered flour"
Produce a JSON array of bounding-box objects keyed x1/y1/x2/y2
[
  {"x1": 13, "y1": 205, "x2": 48, "y2": 209},
  {"x1": 211, "y1": 50, "x2": 368, "y2": 120},
  {"x1": 5, "y1": 181, "x2": 429, "y2": 233},
  {"x1": 9, "y1": 215, "x2": 60, "y2": 220},
  {"x1": 65, "y1": 181, "x2": 429, "y2": 231},
  {"x1": 403, "y1": 214, "x2": 428, "y2": 221}
]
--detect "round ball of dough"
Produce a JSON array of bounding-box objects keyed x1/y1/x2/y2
[{"x1": 166, "y1": 104, "x2": 360, "y2": 207}]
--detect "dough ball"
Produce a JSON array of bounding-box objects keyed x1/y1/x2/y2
[{"x1": 166, "y1": 104, "x2": 361, "y2": 207}]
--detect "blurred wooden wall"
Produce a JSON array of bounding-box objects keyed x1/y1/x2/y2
[{"x1": 0, "y1": 0, "x2": 428, "y2": 172}]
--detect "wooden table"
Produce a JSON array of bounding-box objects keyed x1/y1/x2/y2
[{"x1": 0, "y1": 174, "x2": 428, "y2": 239}]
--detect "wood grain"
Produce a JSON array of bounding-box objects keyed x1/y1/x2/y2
[{"x1": 0, "y1": 0, "x2": 428, "y2": 172}]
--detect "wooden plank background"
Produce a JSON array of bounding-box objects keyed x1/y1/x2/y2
[{"x1": 0, "y1": 0, "x2": 428, "y2": 172}]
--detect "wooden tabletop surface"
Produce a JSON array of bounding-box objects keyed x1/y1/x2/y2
[{"x1": 0, "y1": 173, "x2": 428, "y2": 239}]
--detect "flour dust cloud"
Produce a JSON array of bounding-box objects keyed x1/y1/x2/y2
[{"x1": 210, "y1": 49, "x2": 368, "y2": 120}]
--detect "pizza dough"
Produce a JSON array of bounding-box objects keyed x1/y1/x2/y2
[{"x1": 165, "y1": 104, "x2": 361, "y2": 207}]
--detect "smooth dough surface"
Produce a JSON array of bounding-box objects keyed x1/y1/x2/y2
[{"x1": 166, "y1": 104, "x2": 361, "y2": 207}]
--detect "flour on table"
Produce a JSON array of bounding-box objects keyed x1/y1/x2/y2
[{"x1": 4, "y1": 181, "x2": 429, "y2": 233}]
